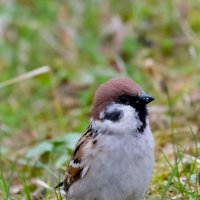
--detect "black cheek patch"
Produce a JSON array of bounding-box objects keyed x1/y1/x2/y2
[{"x1": 104, "y1": 110, "x2": 123, "y2": 122}]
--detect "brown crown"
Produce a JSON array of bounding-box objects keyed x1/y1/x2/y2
[{"x1": 91, "y1": 78, "x2": 142, "y2": 119}]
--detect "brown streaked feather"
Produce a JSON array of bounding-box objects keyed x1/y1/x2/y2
[{"x1": 63, "y1": 126, "x2": 93, "y2": 191}]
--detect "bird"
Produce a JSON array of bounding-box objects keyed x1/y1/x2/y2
[{"x1": 55, "y1": 77, "x2": 155, "y2": 200}]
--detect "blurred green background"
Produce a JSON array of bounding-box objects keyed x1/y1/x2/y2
[{"x1": 0, "y1": 0, "x2": 200, "y2": 199}]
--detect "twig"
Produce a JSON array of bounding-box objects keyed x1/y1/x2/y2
[{"x1": 0, "y1": 66, "x2": 50, "y2": 89}]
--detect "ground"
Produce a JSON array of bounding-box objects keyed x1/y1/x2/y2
[{"x1": 0, "y1": 0, "x2": 200, "y2": 199}]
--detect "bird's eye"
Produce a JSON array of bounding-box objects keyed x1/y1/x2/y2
[{"x1": 118, "y1": 96, "x2": 130, "y2": 105}]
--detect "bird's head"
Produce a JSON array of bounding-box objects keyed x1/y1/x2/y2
[{"x1": 91, "y1": 78, "x2": 154, "y2": 133}]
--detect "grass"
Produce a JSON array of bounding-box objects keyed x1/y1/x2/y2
[{"x1": 0, "y1": 0, "x2": 200, "y2": 199}]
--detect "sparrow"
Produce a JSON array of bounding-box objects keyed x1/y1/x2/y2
[{"x1": 56, "y1": 77, "x2": 155, "y2": 200}]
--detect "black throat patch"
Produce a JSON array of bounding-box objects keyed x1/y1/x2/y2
[
  {"x1": 116, "y1": 95, "x2": 149, "y2": 133},
  {"x1": 134, "y1": 104, "x2": 148, "y2": 132}
]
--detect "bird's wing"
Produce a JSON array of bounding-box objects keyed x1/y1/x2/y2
[{"x1": 55, "y1": 126, "x2": 95, "y2": 191}]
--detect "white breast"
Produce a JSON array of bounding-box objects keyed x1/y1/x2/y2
[
  {"x1": 67, "y1": 128, "x2": 154, "y2": 200},
  {"x1": 67, "y1": 104, "x2": 154, "y2": 200}
]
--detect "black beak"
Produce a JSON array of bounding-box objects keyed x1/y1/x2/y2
[{"x1": 138, "y1": 92, "x2": 154, "y2": 104}]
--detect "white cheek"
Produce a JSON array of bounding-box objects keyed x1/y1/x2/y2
[{"x1": 92, "y1": 104, "x2": 143, "y2": 133}]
